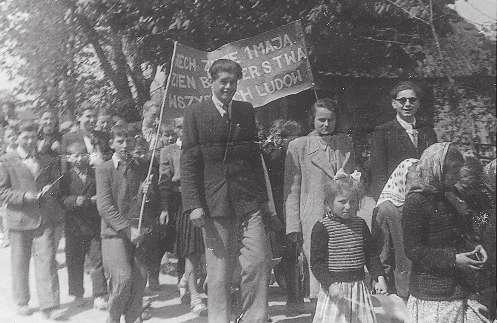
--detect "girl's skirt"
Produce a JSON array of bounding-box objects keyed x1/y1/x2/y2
[
  {"x1": 407, "y1": 295, "x2": 490, "y2": 323},
  {"x1": 313, "y1": 280, "x2": 377, "y2": 323}
]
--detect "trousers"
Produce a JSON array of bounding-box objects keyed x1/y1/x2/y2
[
  {"x1": 9, "y1": 222, "x2": 60, "y2": 310},
  {"x1": 203, "y1": 210, "x2": 271, "y2": 323},
  {"x1": 102, "y1": 237, "x2": 147, "y2": 323},
  {"x1": 65, "y1": 233, "x2": 107, "y2": 298}
]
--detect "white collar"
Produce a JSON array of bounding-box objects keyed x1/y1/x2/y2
[
  {"x1": 175, "y1": 138, "x2": 182, "y2": 148},
  {"x1": 112, "y1": 153, "x2": 121, "y2": 169},
  {"x1": 396, "y1": 114, "x2": 416, "y2": 130},
  {"x1": 211, "y1": 93, "x2": 232, "y2": 117}
]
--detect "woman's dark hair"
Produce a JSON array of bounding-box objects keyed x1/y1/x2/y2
[
  {"x1": 310, "y1": 98, "x2": 338, "y2": 119},
  {"x1": 209, "y1": 59, "x2": 243, "y2": 80},
  {"x1": 390, "y1": 81, "x2": 423, "y2": 99}
]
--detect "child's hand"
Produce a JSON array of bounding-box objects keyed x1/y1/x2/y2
[{"x1": 374, "y1": 276, "x2": 388, "y2": 295}]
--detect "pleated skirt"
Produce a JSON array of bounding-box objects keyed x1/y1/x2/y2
[
  {"x1": 175, "y1": 205, "x2": 204, "y2": 258},
  {"x1": 313, "y1": 280, "x2": 377, "y2": 323}
]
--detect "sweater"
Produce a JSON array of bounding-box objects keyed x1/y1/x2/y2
[
  {"x1": 402, "y1": 191, "x2": 468, "y2": 301},
  {"x1": 310, "y1": 215, "x2": 384, "y2": 289}
]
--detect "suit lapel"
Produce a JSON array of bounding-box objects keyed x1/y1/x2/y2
[
  {"x1": 35, "y1": 155, "x2": 52, "y2": 182},
  {"x1": 392, "y1": 120, "x2": 417, "y2": 155},
  {"x1": 307, "y1": 136, "x2": 337, "y2": 180}
]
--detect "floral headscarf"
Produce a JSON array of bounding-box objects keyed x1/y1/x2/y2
[
  {"x1": 376, "y1": 158, "x2": 419, "y2": 207},
  {"x1": 411, "y1": 142, "x2": 451, "y2": 195}
]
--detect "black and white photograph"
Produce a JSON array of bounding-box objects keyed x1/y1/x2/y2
[{"x1": 0, "y1": 0, "x2": 495, "y2": 322}]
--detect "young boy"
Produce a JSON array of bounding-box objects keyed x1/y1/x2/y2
[
  {"x1": 61, "y1": 142, "x2": 108, "y2": 309},
  {"x1": 0, "y1": 121, "x2": 64, "y2": 319},
  {"x1": 96, "y1": 125, "x2": 160, "y2": 323}
]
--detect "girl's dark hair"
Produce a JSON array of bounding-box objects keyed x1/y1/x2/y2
[
  {"x1": 390, "y1": 81, "x2": 423, "y2": 99},
  {"x1": 209, "y1": 59, "x2": 243, "y2": 80}
]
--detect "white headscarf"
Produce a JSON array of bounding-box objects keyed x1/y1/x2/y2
[{"x1": 376, "y1": 158, "x2": 419, "y2": 207}]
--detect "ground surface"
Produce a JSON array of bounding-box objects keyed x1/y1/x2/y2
[{"x1": 0, "y1": 240, "x2": 313, "y2": 323}]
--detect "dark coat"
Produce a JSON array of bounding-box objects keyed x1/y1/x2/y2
[
  {"x1": 61, "y1": 168, "x2": 100, "y2": 237},
  {"x1": 95, "y1": 158, "x2": 160, "y2": 238},
  {"x1": 370, "y1": 119, "x2": 437, "y2": 198},
  {"x1": 0, "y1": 151, "x2": 64, "y2": 230},
  {"x1": 180, "y1": 99, "x2": 266, "y2": 218}
]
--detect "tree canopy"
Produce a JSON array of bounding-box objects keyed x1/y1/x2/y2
[{"x1": 0, "y1": 0, "x2": 481, "y2": 120}]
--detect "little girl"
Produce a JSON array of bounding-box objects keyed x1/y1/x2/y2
[{"x1": 311, "y1": 175, "x2": 387, "y2": 323}]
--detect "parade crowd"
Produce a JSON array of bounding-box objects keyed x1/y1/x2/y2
[{"x1": 0, "y1": 58, "x2": 495, "y2": 323}]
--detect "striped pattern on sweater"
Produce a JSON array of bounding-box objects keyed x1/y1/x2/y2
[{"x1": 320, "y1": 216, "x2": 366, "y2": 272}]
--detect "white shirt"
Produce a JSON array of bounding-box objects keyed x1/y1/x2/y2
[
  {"x1": 396, "y1": 114, "x2": 418, "y2": 147},
  {"x1": 83, "y1": 136, "x2": 94, "y2": 154},
  {"x1": 212, "y1": 93, "x2": 232, "y2": 117},
  {"x1": 17, "y1": 147, "x2": 40, "y2": 178},
  {"x1": 175, "y1": 138, "x2": 182, "y2": 149},
  {"x1": 112, "y1": 153, "x2": 122, "y2": 169}
]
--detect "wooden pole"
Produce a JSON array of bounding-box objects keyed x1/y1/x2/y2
[{"x1": 138, "y1": 41, "x2": 178, "y2": 233}]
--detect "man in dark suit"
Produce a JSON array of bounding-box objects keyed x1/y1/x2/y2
[
  {"x1": 96, "y1": 125, "x2": 160, "y2": 323},
  {"x1": 0, "y1": 122, "x2": 64, "y2": 319},
  {"x1": 181, "y1": 59, "x2": 270, "y2": 323},
  {"x1": 370, "y1": 81, "x2": 437, "y2": 198}
]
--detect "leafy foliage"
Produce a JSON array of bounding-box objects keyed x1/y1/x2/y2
[{"x1": 0, "y1": 0, "x2": 485, "y2": 121}]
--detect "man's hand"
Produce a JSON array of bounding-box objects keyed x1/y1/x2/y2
[
  {"x1": 75, "y1": 195, "x2": 88, "y2": 207},
  {"x1": 190, "y1": 208, "x2": 205, "y2": 228},
  {"x1": 159, "y1": 210, "x2": 169, "y2": 225},
  {"x1": 37, "y1": 183, "x2": 56, "y2": 201},
  {"x1": 333, "y1": 168, "x2": 348, "y2": 180}
]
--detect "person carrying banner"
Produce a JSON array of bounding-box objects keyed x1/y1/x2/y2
[
  {"x1": 180, "y1": 58, "x2": 271, "y2": 323},
  {"x1": 284, "y1": 98, "x2": 355, "y2": 304}
]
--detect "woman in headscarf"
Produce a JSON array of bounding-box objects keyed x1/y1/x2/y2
[
  {"x1": 372, "y1": 158, "x2": 419, "y2": 301},
  {"x1": 403, "y1": 142, "x2": 489, "y2": 323}
]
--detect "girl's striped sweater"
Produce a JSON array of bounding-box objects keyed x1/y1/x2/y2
[{"x1": 310, "y1": 215, "x2": 384, "y2": 289}]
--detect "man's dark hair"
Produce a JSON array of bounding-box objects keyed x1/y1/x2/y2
[
  {"x1": 18, "y1": 121, "x2": 38, "y2": 134},
  {"x1": 109, "y1": 125, "x2": 129, "y2": 140},
  {"x1": 390, "y1": 81, "x2": 423, "y2": 99},
  {"x1": 209, "y1": 59, "x2": 243, "y2": 80},
  {"x1": 310, "y1": 98, "x2": 338, "y2": 119}
]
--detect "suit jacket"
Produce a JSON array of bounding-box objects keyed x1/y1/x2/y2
[
  {"x1": 159, "y1": 143, "x2": 181, "y2": 213},
  {"x1": 283, "y1": 131, "x2": 354, "y2": 298},
  {"x1": 61, "y1": 168, "x2": 100, "y2": 237},
  {"x1": 96, "y1": 157, "x2": 160, "y2": 238},
  {"x1": 0, "y1": 151, "x2": 64, "y2": 230},
  {"x1": 180, "y1": 99, "x2": 266, "y2": 218},
  {"x1": 370, "y1": 119, "x2": 436, "y2": 198}
]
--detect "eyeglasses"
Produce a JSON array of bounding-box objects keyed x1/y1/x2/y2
[{"x1": 395, "y1": 97, "x2": 418, "y2": 105}]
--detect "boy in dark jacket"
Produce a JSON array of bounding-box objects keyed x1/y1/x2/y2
[{"x1": 62, "y1": 142, "x2": 107, "y2": 309}]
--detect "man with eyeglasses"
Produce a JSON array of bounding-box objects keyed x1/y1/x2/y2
[{"x1": 370, "y1": 81, "x2": 437, "y2": 199}]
